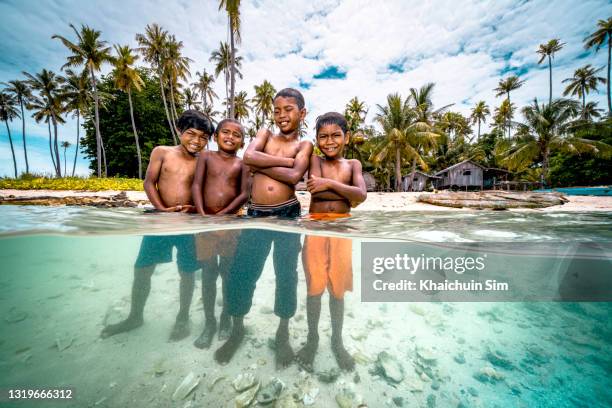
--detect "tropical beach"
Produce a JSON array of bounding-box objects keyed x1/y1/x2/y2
[{"x1": 1, "y1": 1, "x2": 612, "y2": 408}]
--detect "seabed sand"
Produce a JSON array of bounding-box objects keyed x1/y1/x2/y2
[
  {"x1": 2, "y1": 189, "x2": 612, "y2": 212},
  {"x1": 1, "y1": 234, "x2": 611, "y2": 407}
]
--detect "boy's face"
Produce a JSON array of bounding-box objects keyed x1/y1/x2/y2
[
  {"x1": 273, "y1": 96, "x2": 306, "y2": 134},
  {"x1": 179, "y1": 128, "x2": 208, "y2": 154},
  {"x1": 215, "y1": 122, "x2": 243, "y2": 153},
  {"x1": 317, "y1": 123, "x2": 348, "y2": 159}
]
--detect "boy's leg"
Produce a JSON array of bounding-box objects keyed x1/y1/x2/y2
[
  {"x1": 330, "y1": 295, "x2": 354, "y2": 371},
  {"x1": 101, "y1": 265, "x2": 155, "y2": 338},
  {"x1": 217, "y1": 254, "x2": 233, "y2": 340},
  {"x1": 215, "y1": 229, "x2": 272, "y2": 364},
  {"x1": 295, "y1": 295, "x2": 322, "y2": 372},
  {"x1": 194, "y1": 257, "x2": 219, "y2": 349},
  {"x1": 169, "y1": 235, "x2": 198, "y2": 342},
  {"x1": 271, "y1": 231, "x2": 301, "y2": 368}
]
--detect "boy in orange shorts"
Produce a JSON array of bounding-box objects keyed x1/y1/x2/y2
[{"x1": 296, "y1": 112, "x2": 367, "y2": 372}]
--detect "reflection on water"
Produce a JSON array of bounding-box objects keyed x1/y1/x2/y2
[{"x1": 0, "y1": 207, "x2": 611, "y2": 407}]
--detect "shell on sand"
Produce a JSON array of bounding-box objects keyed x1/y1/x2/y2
[
  {"x1": 335, "y1": 386, "x2": 362, "y2": 408},
  {"x1": 415, "y1": 345, "x2": 437, "y2": 364},
  {"x1": 232, "y1": 372, "x2": 258, "y2": 392},
  {"x1": 376, "y1": 351, "x2": 404, "y2": 383},
  {"x1": 235, "y1": 382, "x2": 260, "y2": 408},
  {"x1": 276, "y1": 394, "x2": 299, "y2": 408},
  {"x1": 256, "y1": 377, "x2": 284, "y2": 404},
  {"x1": 172, "y1": 372, "x2": 200, "y2": 401}
]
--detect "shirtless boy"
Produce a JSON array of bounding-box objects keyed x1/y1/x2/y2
[
  {"x1": 296, "y1": 112, "x2": 366, "y2": 372},
  {"x1": 101, "y1": 110, "x2": 213, "y2": 341},
  {"x1": 215, "y1": 88, "x2": 313, "y2": 368},
  {"x1": 191, "y1": 118, "x2": 249, "y2": 349}
]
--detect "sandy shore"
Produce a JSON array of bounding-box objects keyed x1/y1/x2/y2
[{"x1": 1, "y1": 189, "x2": 611, "y2": 212}]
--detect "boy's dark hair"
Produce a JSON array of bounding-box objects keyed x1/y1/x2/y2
[
  {"x1": 274, "y1": 88, "x2": 305, "y2": 110},
  {"x1": 315, "y1": 112, "x2": 348, "y2": 135},
  {"x1": 215, "y1": 118, "x2": 245, "y2": 139},
  {"x1": 177, "y1": 110, "x2": 214, "y2": 135}
]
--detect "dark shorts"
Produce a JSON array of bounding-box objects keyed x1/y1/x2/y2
[
  {"x1": 134, "y1": 234, "x2": 199, "y2": 273},
  {"x1": 247, "y1": 197, "x2": 302, "y2": 218}
]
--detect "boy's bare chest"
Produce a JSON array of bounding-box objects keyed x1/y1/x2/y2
[
  {"x1": 161, "y1": 155, "x2": 196, "y2": 178},
  {"x1": 321, "y1": 161, "x2": 352, "y2": 184},
  {"x1": 206, "y1": 156, "x2": 241, "y2": 179},
  {"x1": 264, "y1": 138, "x2": 299, "y2": 158}
]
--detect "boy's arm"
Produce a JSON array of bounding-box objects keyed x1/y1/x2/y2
[
  {"x1": 217, "y1": 163, "x2": 251, "y2": 215},
  {"x1": 243, "y1": 128, "x2": 294, "y2": 168},
  {"x1": 253, "y1": 141, "x2": 313, "y2": 185},
  {"x1": 307, "y1": 160, "x2": 367, "y2": 205},
  {"x1": 191, "y1": 152, "x2": 208, "y2": 216},
  {"x1": 144, "y1": 147, "x2": 175, "y2": 212},
  {"x1": 307, "y1": 155, "x2": 345, "y2": 200}
]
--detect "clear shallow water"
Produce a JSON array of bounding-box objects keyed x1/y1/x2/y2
[{"x1": 0, "y1": 206, "x2": 610, "y2": 407}]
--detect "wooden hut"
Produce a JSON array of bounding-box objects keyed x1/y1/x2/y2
[
  {"x1": 402, "y1": 171, "x2": 440, "y2": 192},
  {"x1": 363, "y1": 171, "x2": 377, "y2": 192},
  {"x1": 434, "y1": 160, "x2": 485, "y2": 190}
]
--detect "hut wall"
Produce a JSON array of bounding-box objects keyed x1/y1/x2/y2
[
  {"x1": 402, "y1": 173, "x2": 428, "y2": 191},
  {"x1": 437, "y1": 163, "x2": 483, "y2": 188}
]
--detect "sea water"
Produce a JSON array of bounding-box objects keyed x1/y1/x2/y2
[{"x1": 0, "y1": 206, "x2": 610, "y2": 408}]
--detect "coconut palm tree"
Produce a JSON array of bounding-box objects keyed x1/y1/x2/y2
[
  {"x1": 470, "y1": 101, "x2": 490, "y2": 140},
  {"x1": 136, "y1": 23, "x2": 178, "y2": 143},
  {"x1": 183, "y1": 88, "x2": 200, "y2": 110},
  {"x1": 112, "y1": 44, "x2": 145, "y2": 179},
  {"x1": 584, "y1": 17, "x2": 612, "y2": 116},
  {"x1": 252, "y1": 80, "x2": 276, "y2": 125},
  {"x1": 502, "y1": 98, "x2": 611, "y2": 186},
  {"x1": 210, "y1": 42, "x2": 243, "y2": 110},
  {"x1": 440, "y1": 111, "x2": 471, "y2": 143},
  {"x1": 344, "y1": 97, "x2": 368, "y2": 160},
  {"x1": 23, "y1": 69, "x2": 65, "y2": 177},
  {"x1": 62, "y1": 68, "x2": 91, "y2": 177},
  {"x1": 192, "y1": 70, "x2": 218, "y2": 111},
  {"x1": 219, "y1": 0, "x2": 242, "y2": 119},
  {"x1": 562, "y1": 64, "x2": 606, "y2": 113},
  {"x1": 164, "y1": 35, "x2": 192, "y2": 129},
  {"x1": 493, "y1": 99, "x2": 515, "y2": 138},
  {"x1": 537, "y1": 39, "x2": 565, "y2": 105},
  {"x1": 224, "y1": 90, "x2": 250, "y2": 121},
  {"x1": 53, "y1": 24, "x2": 112, "y2": 177},
  {"x1": 0, "y1": 91, "x2": 20, "y2": 177},
  {"x1": 494, "y1": 75, "x2": 526, "y2": 105},
  {"x1": 579, "y1": 101, "x2": 604, "y2": 122},
  {"x1": 61, "y1": 141, "x2": 71, "y2": 176},
  {"x1": 2, "y1": 80, "x2": 32, "y2": 173},
  {"x1": 202, "y1": 104, "x2": 221, "y2": 123}
]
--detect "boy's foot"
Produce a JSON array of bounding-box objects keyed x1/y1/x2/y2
[
  {"x1": 214, "y1": 325, "x2": 244, "y2": 365},
  {"x1": 194, "y1": 322, "x2": 216, "y2": 349},
  {"x1": 218, "y1": 314, "x2": 232, "y2": 341},
  {"x1": 331, "y1": 337, "x2": 355, "y2": 371},
  {"x1": 100, "y1": 316, "x2": 143, "y2": 338},
  {"x1": 168, "y1": 319, "x2": 190, "y2": 342},
  {"x1": 295, "y1": 337, "x2": 318, "y2": 373},
  {"x1": 275, "y1": 331, "x2": 294, "y2": 369}
]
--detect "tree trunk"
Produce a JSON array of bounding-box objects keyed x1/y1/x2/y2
[
  {"x1": 507, "y1": 92, "x2": 511, "y2": 139},
  {"x1": 4, "y1": 120, "x2": 17, "y2": 178},
  {"x1": 128, "y1": 89, "x2": 143, "y2": 179},
  {"x1": 48, "y1": 121, "x2": 57, "y2": 172},
  {"x1": 158, "y1": 70, "x2": 178, "y2": 144},
  {"x1": 51, "y1": 114, "x2": 61, "y2": 177},
  {"x1": 63, "y1": 147, "x2": 67, "y2": 177},
  {"x1": 542, "y1": 147, "x2": 550, "y2": 188},
  {"x1": 229, "y1": 24, "x2": 236, "y2": 119},
  {"x1": 72, "y1": 111, "x2": 79, "y2": 177},
  {"x1": 607, "y1": 40, "x2": 611, "y2": 116},
  {"x1": 169, "y1": 81, "x2": 179, "y2": 129},
  {"x1": 548, "y1": 56, "x2": 552, "y2": 106},
  {"x1": 89, "y1": 65, "x2": 103, "y2": 178},
  {"x1": 101, "y1": 135, "x2": 107, "y2": 177},
  {"x1": 407, "y1": 156, "x2": 418, "y2": 192},
  {"x1": 477, "y1": 119, "x2": 481, "y2": 140},
  {"x1": 394, "y1": 147, "x2": 401, "y2": 192},
  {"x1": 19, "y1": 98, "x2": 28, "y2": 174}
]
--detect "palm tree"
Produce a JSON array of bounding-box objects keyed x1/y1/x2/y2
[
  {"x1": 210, "y1": 42, "x2": 243, "y2": 111},
  {"x1": 202, "y1": 104, "x2": 221, "y2": 123},
  {"x1": 112, "y1": 44, "x2": 145, "y2": 179},
  {"x1": 136, "y1": 23, "x2": 178, "y2": 143},
  {"x1": 470, "y1": 101, "x2": 490, "y2": 140},
  {"x1": 219, "y1": 0, "x2": 242, "y2": 119},
  {"x1": 183, "y1": 88, "x2": 200, "y2": 110},
  {"x1": 3, "y1": 80, "x2": 32, "y2": 173},
  {"x1": 62, "y1": 68, "x2": 90, "y2": 177},
  {"x1": 440, "y1": 111, "x2": 471, "y2": 142},
  {"x1": 584, "y1": 17, "x2": 612, "y2": 116},
  {"x1": 562, "y1": 64, "x2": 606, "y2": 112},
  {"x1": 0, "y1": 91, "x2": 20, "y2": 177},
  {"x1": 502, "y1": 98, "x2": 611, "y2": 186},
  {"x1": 164, "y1": 35, "x2": 192, "y2": 129},
  {"x1": 224, "y1": 90, "x2": 250, "y2": 121},
  {"x1": 252, "y1": 80, "x2": 276, "y2": 125},
  {"x1": 494, "y1": 75, "x2": 526, "y2": 105},
  {"x1": 537, "y1": 39, "x2": 565, "y2": 104},
  {"x1": 192, "y1": 70, "x2": 218, "y2": 112},
  {"x1": 24, "y1": 69, "x2": 65, "y2": 177},
  {"x1": 344, "y1": 97, "x2": 368, "y2": 160},
  {"x1": 61, "y1": 141, "x2": 71, "y2": 176},
  {"x1": 493, "y1": 99, "x2": 515, "y2": 138},
  {"x1": 580, "y1": 101, "x2": 604, "y2": 122},
  {"x1": 53, "y1": 24, "x2": 112, "y2": 177}
]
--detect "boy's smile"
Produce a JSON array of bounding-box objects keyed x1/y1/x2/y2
[
  {"x1": 317, "y1": 124, "x2": 347, "y2": 159},
  {"x1": 274, "y1": 96, "x2": 305, "y2": 134},
  {"x1": 180, "y1": 128, "x2": 209, "y2": 154},
  {"x1": 216, "y1": 122, "x2": 243, "y2": 154}
]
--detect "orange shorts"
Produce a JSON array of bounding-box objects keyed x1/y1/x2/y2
[
  {"x1": 195, "y1": 229, "x2": 240, "y2": 261},
  {"x1": 302, "y1": 234, "x2": 353, "y2": 299}
]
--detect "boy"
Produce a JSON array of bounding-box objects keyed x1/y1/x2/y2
[
  {"x1": 101, "y1": 110, "x2": 213, "y2": 341},
  {"x1": 214, "y1": 88, "x2": 313, "y2": 368},
  {"x1": 296, "y1": 112, "x2": 366, "y2": 372},
  {"x1": 191, "y1": 118, "x2": 249, "y2": 349}
]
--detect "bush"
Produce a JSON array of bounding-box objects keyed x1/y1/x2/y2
[{"x1": 0, "y1": 176, "x2": 144, "y2": 191}]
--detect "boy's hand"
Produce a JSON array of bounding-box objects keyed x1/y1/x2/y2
[{"x1": 307, "y1": 174, "x2": 330, "y2": 193}]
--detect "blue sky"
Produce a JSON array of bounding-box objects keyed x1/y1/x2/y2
[{"x1": 0, "y1": 0, "x2": 609, "y2": 177}]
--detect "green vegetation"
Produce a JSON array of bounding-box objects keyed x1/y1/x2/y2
[{"x1": 0, "y1": 175, "x2": 143, "y2": 191}]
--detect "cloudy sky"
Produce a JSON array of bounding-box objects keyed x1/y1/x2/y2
[{"x1": 0, "y1": 0, "x2": 609, "y2": 177}]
